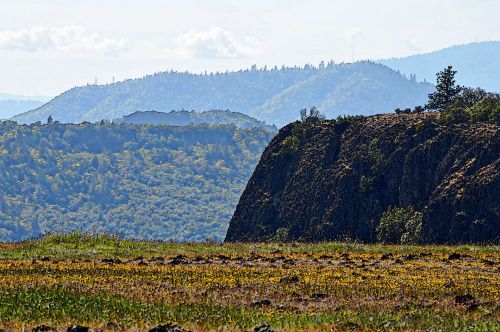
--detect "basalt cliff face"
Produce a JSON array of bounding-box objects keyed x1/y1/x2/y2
[{"x1": 225, "y1": 113, "x2": 499, "y2": 244}]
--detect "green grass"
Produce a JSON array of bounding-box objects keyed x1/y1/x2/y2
[
  {"x1": 0, "y1": 287, "x2": 496, "y2": 331},
  {"x1": 1, "y1": 233, "x2": 498, "y2": 261}
]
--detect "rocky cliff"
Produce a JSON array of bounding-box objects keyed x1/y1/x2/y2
[{"x1": 225, "y1": 113, "x2": 499, "y2": 244}]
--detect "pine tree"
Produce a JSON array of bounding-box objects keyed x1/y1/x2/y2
[{"x1": 426, "y1": 66, "x2": 462, "y2": 112}]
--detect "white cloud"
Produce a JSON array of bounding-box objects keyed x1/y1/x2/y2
[
  {"x1": 170, "y1": 27, "x2": 261, "y2": 59},
  {"x1": 406, "y1": 38, "x2": 422, "y2": 53},
  {"x1": 0, "y1": 26, "x2": 127, "y2": 55},
  {"x1": 342, "y1": 27, "x2": 362, "y2": 44}
]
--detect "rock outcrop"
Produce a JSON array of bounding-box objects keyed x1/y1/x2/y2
[{"x1": 225, "y1": 113, "x2": 499, "y2": 244}]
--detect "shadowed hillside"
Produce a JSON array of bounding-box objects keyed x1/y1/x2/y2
[{"x1": 226, "y1": 112, "x2": 499, "y2": 244}]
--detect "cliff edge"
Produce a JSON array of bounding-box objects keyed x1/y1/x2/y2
[{"x1": 225, "y1": 113, "x2": 499, "y2": 243}]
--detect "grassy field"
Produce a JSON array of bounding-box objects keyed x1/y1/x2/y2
[{"x1": 0, "y1": 233, "x2": 498, "y2": 331}]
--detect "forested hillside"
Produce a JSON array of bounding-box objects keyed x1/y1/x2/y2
[
  {"x1": 13, "y1": 62, "x2": 433, "y2": 127},
  {"x1": 380, "y1": 41, "x2": 500, "y2": 92},
  {"x1": 0, "y1": 121, "x2": 275, "y2": 242},
  {"x1": 116, "y1": 109, "x2": 276, "y2": 131}
]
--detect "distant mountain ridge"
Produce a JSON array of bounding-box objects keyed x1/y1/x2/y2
[
  {"x1": 0, "y1": 92, "x2": 51, "y2": 102},
  {"x1": 0, "y1": 100, "x2": 45, "y2": 119},
  {"x1": 380, "y1": 41, "x2": 500, "y2": 92},
  {"x1": 13, "y1": 62, "x2": 433, "y2": 127},
  {"x1": 0, "y1": 92, "x2": 51, "y2": 119},
  {"x1": 115, "y1": 109, "x2": 277, "y2": 131}
]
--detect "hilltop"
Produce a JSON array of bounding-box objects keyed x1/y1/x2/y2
[
  {"x1": 12, "y1": 62, "x2": 433, "y2": 127},
  {"x1": 226, "y1": 110, "x2": 499, "y2": 244},
  {"x1": 115, "y1": 109, "x2": 276, "y2": 131},
  {"x1": 380, "y1": 41, "x2": 500, "y2": 92}
]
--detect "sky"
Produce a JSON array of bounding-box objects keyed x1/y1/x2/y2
[{"x1": 0, "y1": 0, "x2": 499, "y2": 96}]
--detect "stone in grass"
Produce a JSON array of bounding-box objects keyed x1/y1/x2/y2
[
  {"x1": 311, "y1": 293, "x2": 328, "y2": 299},
  {"x1": 252, "y1": 299, "x2": 272, "y2": 307},
  {"x1": 253, "y1": 323, "x2": 274, "y2": 332},
  {"x1": 279, "y1": 275, "x2": 299, "y2": 283},
  {"x1": 455, "y1": 294, "x2": 475, "y2": 304},
  {"x1": 403, "y1": 254, "x2": 416, "y2": 260},
  {"x1": 32, "y1": 326, "x2": 56, "y2": 332},
  {"x1": 169, "y1": 255, "x2": 186, "y2": 265},
  {"x1": 106, "y1": 322, "x2": 123, "y2": 330},
  {"x1": 448, "y1": 253, "x2": 461, "y2": 260},
  {"x1": 149, "y1": 323, "x2": 191, "y2": 332},
  {"x1": 67, "y1": 326, "x2": 89, "y2": 332},
  {"x1": 380, "y1": 253, "x2": 393, "y2": 260}
]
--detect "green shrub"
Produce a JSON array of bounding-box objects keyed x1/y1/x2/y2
[
  {"x1": 367, "y1": 139, "x2": 387, "y2": 172},
  {"x1": 359, "y1": 176, "x2": 374, "y2": 193},
  {"x1": 467, "y1": 98, "x2": 500, "y2": 124},
  {"x1": 438, "y1": 98, "x2": 500, "y2": 125},
  {"x1": 280, "y1": 135, "x2": 300, "y2": 155},
  {"x1": 376, "y1": 206, "x2": 423, "y2": 244},
  {"x1": 334, "y1": 114, "x2": 365, "y2": 128},
  {"x1": 272, "y1": 227, "x2": 290, "y2": 242},
  {"x1": 439, "y1": 107, "x2": 471, "y2": 125}
]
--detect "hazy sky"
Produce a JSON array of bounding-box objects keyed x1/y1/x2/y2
[{"x1": 0, "y1": 0, "x2": 499, "y2": 96}]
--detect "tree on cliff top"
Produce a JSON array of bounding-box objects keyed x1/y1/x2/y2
[
  {"x1": 299, "y1": 106, "x2": 325, "y2": 123},
  {"x1": 426, "y1": 66, "x2": 462, "y2": 112}
]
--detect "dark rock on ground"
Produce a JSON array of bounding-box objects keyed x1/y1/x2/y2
[
  {"x1": 32, "y1": 325, "x2": 56, "y2": 332},
  {"x1": 225, "y1": 113, "x2": 499, "y2": 244},
  {"x1": 67, "y1": 326, "x2": 89, "y2": 332},
  {"x1": 106, "y1": 322, "x2": 121, "y2": 330},
  {"x1": 169, "y1": 254, "x2": 186, "y2": 265},
  {"x1": 482, "y1": 259, "x2": 495, "y2": 266},
  {"x1": 101, "y1": 258, "x2": 122, "y2": 264},
  {"x1": 381, "y1": 253, "x2": 393, "y2": 260},
  {"x1": 252, "y1": 299, "x2": 272, "y2": 307},
  {"x1": 149, "y1": 323, "x2": 191, "y2": 332},
  {"x1": 253, "y1": 323, "x2": 274, "y2": 332},
  {"x1": 448, "y1": 253, "x2": 461, "y2": 260},
  {"x1": 455, "y1": 294, "x2": 476, "y2": 304},
  {"x1": 311, "y1": 293, "x2": 328, "y2": 299},
  {"x1": 280, "y1": 275, "x2": 299, "y2": 283},
  {"x1": 444, "y1": 281, "x2": 455, "y2": 288}
]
